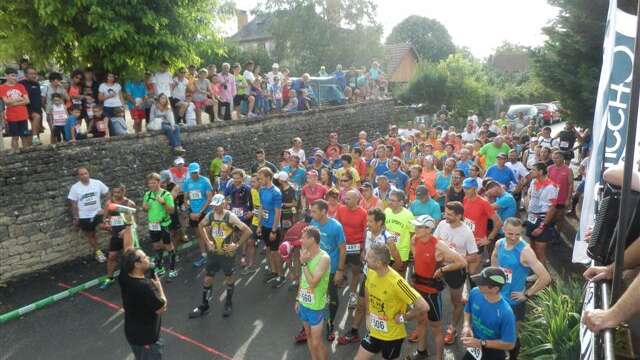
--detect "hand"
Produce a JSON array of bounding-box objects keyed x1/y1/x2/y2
[
  {"x1": 461, "y1": 336, "x2": 481, "y2": 349},
  {"x1": 150, "y1": 276, "x2": 162, "y2": 290},
  {"x1": 582, "y1": 309, "x2": 619, "y2": 332},
  {"x1": 294, "y1": 301, "x2": 299, "y2": 314},
  {"x1": 156, "y1": 195, "x2": 165, "y2": 204},
  {"x1": 269, "y1": 231, "x2": 277, "y2": 241},
  {"x1": 300, "y1": 248, "x2": 312, "y2": 263},
  {"x1": 531, "y1": 225, "x2": 544, "y2": 237},
  {"x1": 394, "y1": 313, "x2": 405, "y2": 324},
  {"x1": 510, "y1": 292, "x2": 528, "y2": 302},
  {"x1": 461, "y1": 325, "x2": 473, "y2": 338},
  {"x1": 256, "y1": 227, "x2": 262, "y2": 237},
  {"x1": 333, "y1": 270, "x2": 344, "y2": 285},
  {"x1": 583, "y1": 265, "x2": 613, "y2": 282},
  {"x1": 434, "y1": 268, "x2": 443, "y2": 279},
  {"x1": 223, "y1": 243, "x2": 238, "y2": 253},
  {"x1": 476, "y1": 237, "x2": 489, "y2": 246},
  {"x1": 189, "y1": 213, "x2": 201, "y2": 221}
]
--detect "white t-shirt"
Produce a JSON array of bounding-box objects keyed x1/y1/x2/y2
[
  {"x1": 506, "y1": 161, "x2": 529, "y2": 182},
  {"x1": 243, "y1": 70, "x2": 256, "y2": 84},
  {"x1": 67, "y1": 179, "x2": 109, "y2": 219},
  {"x1": 527, "y1": 178, "x2": 558, "y2": 215},
  {"x1": 461, "y1": 129, "x2": 478, "y2": 143},
  {"x1": 364, "y1": 229, "x2": 396, "y2": 272},
  {"x1": 434, "y1": 221, "x2": 478, "y2": 256},
  {"x1": 98, "y1": 83, "x2": 123, "y2": 107},
  {"x1": 152, "y1": 72, "x2": 172, "y2": 98},
  {"x1": 185, "y1": 102, "x2": 196, "y2": 126},
  {"x1": 172, "y1": 77, "x2": 188, "y2": 101},
  {"x1": 288, "y1": 147, "x2": 306, "y2": 163}
]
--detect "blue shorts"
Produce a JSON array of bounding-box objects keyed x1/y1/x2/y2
[{"x1": 297, "y1": 305, "x2": 325, "y2": 327}]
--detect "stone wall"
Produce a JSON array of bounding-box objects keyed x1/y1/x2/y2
[{"x1": 0, "y1": 100, "x2": 394, "y2": 284}]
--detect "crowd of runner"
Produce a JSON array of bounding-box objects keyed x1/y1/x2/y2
[{"x1": 65, "y1": 110, "x2": 591, "y2": 359}]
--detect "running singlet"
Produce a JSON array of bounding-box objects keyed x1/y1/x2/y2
[
  {"x1": 204, "y1": 210, "x2": 236, "y2": 256},
  {"x1": 496, "y1": 239, "x2": 529, "y2": 305},
  {"x1": 298, "y1": 250, "x2": 330, "y2": 311},
  {"x1": 143, "y1": 190, "x2": 174, "y2": 228},
  {"x1": 384, "y1": 208, "x2": 415, "y2": 261},
  {"x1": 250, "y1": 188, "x2": 261, "y2": 227},
  {"x1": 372, "y1": 158, "x2": 390, "y2": 176},
  {"x1": 366, "y1": 267, "x2": 420, "y2": 341},
  {"x1": 412, "y1": 235, "x2": 443, "y2": 294}
]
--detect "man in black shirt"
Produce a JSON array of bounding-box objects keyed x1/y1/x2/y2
[
  {"x1": 18, "y1": 66, "x2": 43, "y2": 145},
  {"x1": 119, "y1": 248, "x2": 167, "y2": 360},
  {"x1": 250, "y1": 148, "x2": 279, "y2": 174}
]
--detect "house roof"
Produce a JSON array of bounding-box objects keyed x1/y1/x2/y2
[
  {"x1": 229, "y1": 15, "x2": 274, "y2": 43},
  {"x1": 384, "y1": 43, "x2": 418, "y2": 75}
]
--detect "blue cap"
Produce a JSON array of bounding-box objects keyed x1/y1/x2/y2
[
  {"x1": 462, "y1": 177, "x2": 478, "y2": 189},
  {"x1": 223, "y1": 155, "x2": 233, "y2": 164},
  {"x1": 188, "y1": 162, "x2": 200, "y2": 173}
]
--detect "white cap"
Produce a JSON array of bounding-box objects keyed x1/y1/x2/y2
[
  {"x1": 275, "y1": 171, "x2": 289, "y2": 181},
  {"x1": 210, "y1": 194, "x2": 225, "y2": 206},
  {"x1": 411, "y1": 215, "x2": 436, "y2": 228},
  {"x1": 174, "y1": 157, "x2": 185, "y2": 165},
  {"x1": 272, "y1": 63, "x2": 280, "y2": 68}
]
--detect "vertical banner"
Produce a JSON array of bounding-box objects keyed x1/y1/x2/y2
[{"x1": 574, "y1": 1, "x2": 639, "y2": 264}]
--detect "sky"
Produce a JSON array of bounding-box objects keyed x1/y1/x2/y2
[{"x1": 228, "y1": 0, "x2": 559, "y2": 58}]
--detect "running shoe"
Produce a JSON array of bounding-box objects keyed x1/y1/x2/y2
[
  {"x1": 188, "y1": 305, "x2": 210, "y2": 319},
  {"x1": 294, "y1": 327, "x2": 307, "y2": 343},
  {"x1": 154, "y1": 266, "x2": 166, "y2": 277},
  {"x1": 407, "y1": 350, "x2": 429, "y2": 360},
  {"x1": 326, "y1": 322, "x2": 336, "y2": 342},
  {"x1": 407, "y1": 329, "x2": 420, "y2": 343},
  {"x1": 443, "y1": 327, "x2": 457, "y2": 345},
  {"x1": 167, "y1": 269, "x2": 179, "y2": 279},
  {"x1": 348, "y1": 292, "x2": 358, "y2": 309},
  {"x1": 99, "y1": 278, "x2": 115, "y2": 290},
  {"x1": 263, "y1": 272, "x2": 278, "y2": 283},
  {"x1": 32, "y1": 137, "x2": 42, "y2": 145},
  {"x1": 95, "y1": 250, "x2": 107, "y2": 263},
  {"x1": 193, "y1": 255, "x2": 207, "y2": 268},
  {"x1": 222, "y1": 303, "x2": 233, "y2": 318},
  {"x1": 337, "y1": 331, "x2": 360, "y2": 345},
  {"x1": 241, "y1": 265, "x2": 259, "y2": 276},
  {"x1": 272, "y1": 276, "x2": 286, "y2": 288}
]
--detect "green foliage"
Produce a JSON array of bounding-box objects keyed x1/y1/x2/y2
[
  {"x1": 256, "y1": 0, "x2": 383, "y2": 74},
  {"x1": 0, "y1": 0, "x2": 231, "y2": 74},
  {"x1": 398, "y1": 53, "x2": 496, "y2": 122},
  {"x1": 385, "y1": 15, "x2": 455, "y2": 63},
  {"x1": 201, "y1": 44, "x2": 275, "y2": 73},
  {"x1": 519, "y1": 278, "x2": 583, "y2": 360}
]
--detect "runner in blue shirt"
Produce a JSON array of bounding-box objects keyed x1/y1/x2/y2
[
  {"x1": 257, "y1": 167, "x2": 285, "y2": 287},
  {"x1": 462, "y1": 267, "x2": 517, "y2": 360},
  {"x1": 491, "y1": 218, "x2": 550, "y2": 360},
  {"x1": 485, "y1": 181, "x2": 517, "y2": 224},
  {"x1": 310, "y1": 199, "x2": 346, "y2": 342},
  {"x1": 384, "y1": 157, "x2": 408, "y2": 190},
  {"x1": 485, "y1": 153, "x2": 517, "y2": 190},
  {"x1": 182, "y1": 163, "x2": 214, "y2": 267},
  {"x1": 409, "y1": 185, "x2": 442, "y2": 221}
]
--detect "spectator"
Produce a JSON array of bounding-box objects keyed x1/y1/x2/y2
[
  {"x1": 183, "y1": 92, "x2": 197, "y2": 127},
  {"x1": 43, "y1": 72, "x2": 69, "y2": 143},
  {"x1": 82, "y1": 67, "x2": 100, "y2": 103},
  {"x1": 170, "y1": 67, "x2": 190, "y2": 123},
  {"x1": 124, "y1": 74, "x2": 148, "y2": 134},
  {"x1": 68, "y1": 70, "x2": 84, "y2": 111},
  {"x1": 333, "y1": 64, "x2": 347, "y2": 91},
  {"x1": 110, "y1": 107, "x2": 128, "y2": 136},
  {"x1": 0, "y1": 67, "x2": 32, "y2": 149},
  {"x1": 217, "y1": 63, "x2": 235, "y2": 120},
  {"x1": 88, "y1": 104, "x2": 110, "y2": 138},
  {"x1": 50, "y1": 93, "x2": 69, "y2": 143},
  {"x1": 98, "y1": 72, "x2": 125, "y2": 122},
  {"x1": 19, "y1": 66, "x2": 43, "y2": 145},
  {"x1": 192, "y1": 68, "x2": 211, "y2": 124},
  {"x1": 152, "y1": 60, "x2": 172, "y2": 99},
  {"x1": 65, "y1": 107, "x2": 84, "y2": 142},
  {"x1": 150, "y1": 93, "x2": 184, "y2": 151}
]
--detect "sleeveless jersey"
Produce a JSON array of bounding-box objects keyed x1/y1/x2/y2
[
  {"x1": 496, "y1": 238, "x2": 529, "y2": 305},
  {"x1": 207, "y1": 210, "x2": 235, "y2": 256},
  {"x1": 298, "y1": 250, "x2": 330, "y2": 311},
  {"x1": 413, "y1": 235, "x2": 443, "y2": 294}
]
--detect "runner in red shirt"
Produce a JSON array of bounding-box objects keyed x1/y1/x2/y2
[
  {"x1": 462, "y1": 178, "x2": 502, "y2": 262},
  {"x1": 409, "y1": 215, "x2": 466, "y2": 360},
  {"x1": 301, "y1": 170, "x2": 328, "y2": 211},
  {"x1": 0, "y1": 67, "x2": 32, "y2": 149},
  {"x1": 335, "y1": 189, "x2": 368, "y2": 309},
  {"x1": 547, "y1": 150, "x2": 573, "y2": 224}
]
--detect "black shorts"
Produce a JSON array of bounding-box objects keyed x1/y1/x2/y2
[
  {"x1": 205, "y1": 252, "x2": 234, "y2": 277},
  {"x1": 418, "y1": 291, "x2": 443, "y2": 322},
  {"x1": 52, "y1": 125, "x2": 66, "y2": 142},
  {"x1": 233, "y1": 94, "x2": 247, "y2": 107},
  {"x1": 525, "y1": 219, "x2": 556, "y2": 242},
  {"x1": 27, "y1": 107, "x2": 42, "y2": 117},
  {"x1": 169, "y1": 97, "x2": 183, "y2": 109},
  {"x1": 511, "y1": 301, "x2": 526, "y2": 321},
  {"x1": 78, "y1": 215, "x2": 103, "y2": 232},
  {"x1": 555, "y1": 204, "x2": 566, "y2": 210},
  {"x1": 261, "y1": 226, "x2": 281, "y2": 251},
  {"x1": 360, "y1": 335, "x2": 403, "y2": 360},
  {"x1": 189, "y1": 213, "x2": 206, "y2": 228},
  {"x1": 109, "y1": 225, "x2": 127, "y2": 252},
  {"x1": 168, "y1": 212, "x2": 180, "y2": 230},
  {"x1": 346, "y1": 253, "x2": 362, "y2": 267},
  {"x1": 150, "y1": 228, "x2": 171, "y2": 244},
  {"x1": 7, "y1": 120, "x2": 30, "y2": 137},
  {"x1": 462, "y1": 348, "x2": 507, "y2": 360},
  {"x1": 442, "y1": 268, "x2": 467, "y2": 289}
]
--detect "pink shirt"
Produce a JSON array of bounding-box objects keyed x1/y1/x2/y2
[
  {"x1": 301, "y1": 184, "x2": 328, "y2": 208},
  {"x1": 216, "y1": 72, "x2": 236, "y2": 103},
  {"x1": 548, "y1": 164, "x2": 572, "y2": 204}
]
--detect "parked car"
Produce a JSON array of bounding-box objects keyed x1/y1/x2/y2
[
  {"x1": 533, "y1": 103, "x2": 561, "y2": 124},
  {"x1": 507, "y1": 104, "x2": 539, "y2": 131},
  {"x1": 289, "y1": 76, "x2": 346, "y2": 106}
]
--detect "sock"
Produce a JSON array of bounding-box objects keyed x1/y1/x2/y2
[
  {"x1": 225, "y1": 283, "x2": 235, "y2": 305},
  {"x1": 416, "y1": 349, "x2": 427, "y2": 355},
  {"x1": 201, "y1": 252, "x2": 206, "y2": 258},
  {"x1": 168, "y1": 250, "x2": 176, "y2": 270},
  {"x1": 201, "y1": 285, "x2": 212, "y2": 308}
]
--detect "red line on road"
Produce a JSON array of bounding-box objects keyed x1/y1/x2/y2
[{"x1": 58, "y1": 282, "x2": 235, "y2": 360}]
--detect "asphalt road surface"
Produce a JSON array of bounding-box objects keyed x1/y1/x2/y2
[{"x1": 1, "y1": 242, "x2": 468, "y2": 360}]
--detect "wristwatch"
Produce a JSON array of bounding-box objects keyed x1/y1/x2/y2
[{"x1": 481, "y1": 340, "x2": 487, "y2": 347}]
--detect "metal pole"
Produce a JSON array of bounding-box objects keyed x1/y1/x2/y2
[
  {"x1": 611, "y1": 0, "x2": 640, "y2": 302},
  {"x1": 600, "y1": 282, "x2": 616, "y2": 360}
]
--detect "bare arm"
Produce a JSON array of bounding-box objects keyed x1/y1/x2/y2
[
  {"x1": 487, "y1": 213, "x2": 502, "y2": 240},
  {"x1": 521, "y1": 246, "x2": 551, "y2": 296},
  {"x1": 436, "y1": 240, "x2": 467, "y2": 273}
]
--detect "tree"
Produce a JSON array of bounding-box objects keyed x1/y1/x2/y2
[
  {"x1": 385, "y1": 16, "x2": 455, "y2": 63},
  {"x1": 255, "y1": 0, "x2": 383, "y2": 74},
  {"x1": 532, "y1": 0, "x2": 636, "y2": 125},
  {"x1": 0, "y1": 0, "x2": 231, "y2": 74},
  {"x1": 398, "y1": 53, "x2": 497, "y2": 124}
]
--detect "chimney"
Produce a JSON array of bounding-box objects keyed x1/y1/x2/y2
[{"x1": 236, "y1": 9, "x2": 248, "y2": 32}]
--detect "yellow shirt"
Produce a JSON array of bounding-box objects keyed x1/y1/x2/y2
[
  {"x1": 335, "y1": 167, "x2": 360, "y2": 187},
  {"x1": 366, "y1": 267, "x2": 420, "y2": 341},
  {"x1": 251, "y1": 188, "x2": 261, "y2": 227},
  {"x1": 384, "y1": 208, "x2": 415, "y2": 261}
]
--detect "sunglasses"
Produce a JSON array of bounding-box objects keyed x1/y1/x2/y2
[{"x1": 340, "y1": 179, "x2": 350, "y2": 182}]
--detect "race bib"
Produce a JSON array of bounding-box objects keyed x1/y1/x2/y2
[
  {"x1": 149, "y1": 222, "x2": 161, "y2": 231},
  {"x1": 503, "y1": 268, "x2": 513, "y2": 284},
  {"x1": 346, "y1": 243, "x2": 361, "y2": 254},
  {"x1": 560, "y1": 141, "x2": 569, "y2": 148},
  {"x1": 189, "y1": 191, "x2": 202, "y2": 200},
  {"x1": 527, "y1": 213, "x2": 539, "y2": 224},
  {"x1": 464, "y1": 218, "x2": 476, "y2": 232},
  {"x1": 466, "y1": 347, "x2": 482, "y2": 360},
  {"x1": 81, "y1": 193, "x2": 97, "y2": 207},
  {"x1": 231, "y1": 207, "x2": 244, "y2": 217},
  {"x1": 299, "y1": 288, "x2": 314, "y2": 305},
  {"x1": 110, "y1": 216, "x2": 124, "y2": 226},
  {"x1": 369, "y1": 313, "x2": 388, "y2": 333},
  {"x1": 282, "y1": 219, "x2": 293, "y2": 229},
  {"x1": 211, "y1": 226, "x2": 224, "y2": 238}
]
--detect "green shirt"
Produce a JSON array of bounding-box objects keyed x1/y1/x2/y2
[
  {"x1": 384, "y1": 208, "x2": 415, "y2": 261},
  {"x1": 143, "y1": 189, "x2": 174, "y2": 226},
  {"x1": 235, "y1": 74, "x2": 247, "y2": 95},
  {"x1": 479, "y1": 142, "x2": 511, "y2": 168},
  {"x1": 210, "y1": 158, "x2": 223, "y2": 178},
  {"x1": 298, "y1": 250, "x2": 330, "y2": 310}
]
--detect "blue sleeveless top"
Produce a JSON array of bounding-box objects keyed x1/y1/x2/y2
[{"x1": 496, "y1": 238, "x2": 530, "y2": 305}]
